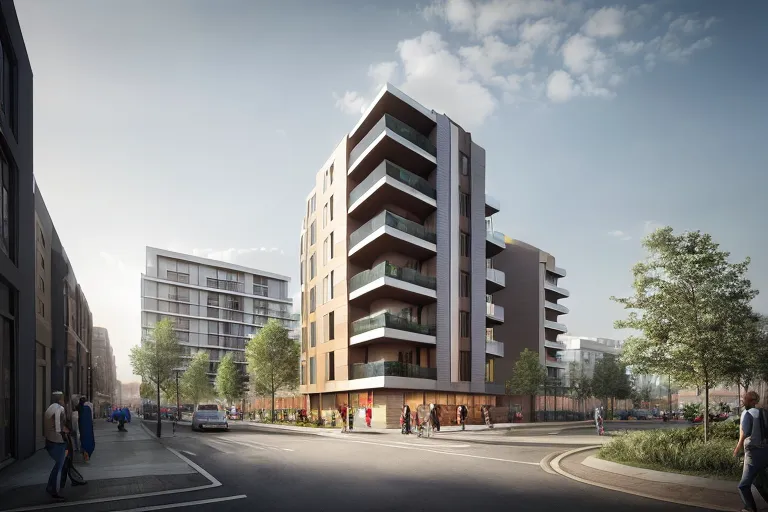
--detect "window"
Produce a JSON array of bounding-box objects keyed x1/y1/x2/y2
[
  {"x1": 322, "y1": 276, "x2": 328, "y2": 305},
  {"x1": 460, "y1": 193, "x2": 470, "y2": 217},
  {"x1": 326, "y1": 351, "x2": 335, "y2": 381},
  {"x1": 459, "y1": 351, "x2": 471, "y2": 381},
  {"x1": 460, "y1": 311, "x2": 470, "y2": 337},
  {"x1": 323, "y1": 238, "x2": 328, "y2": 265},
  {"x1": 329, "y1": 195, "x2": 334, "y2": 221},
  {"x1": 253, "y1": 276, "x2": 268, "y2": 296},
  {"x1": 325, "y1": 311, "x2": 335, "y2": 341},
  {"x1": 310, "y1": 321, "x2": 316, "y2": 348},
  {"x1": 38, "y1": 276, "x2": 44, "y2": 293},
  {"x1": 460, "y1": 232, "x2": 470, "y2": 257},
  {"x1": 39, "y1": 251, "x2": 44, "y2": 269},
  {"x1": 460, "y1": 272, "x2": 470, "y2": 297},
  {"x1": 309, "y1": 357, "x2": 316, "y2": 384},
  {"x1": 300, "y1": 363, "x2": 306, "y2": 385},
  {"x1": 323, "y1": 170, "x2": 328, "y2": 192},
  {"x1": 485, "y1": 358, "x2": 495, "y2": 383},
  {"x1": 329, "y1": 232, "x2": 334, "y2": 259},
  {"x1": 309, "y1": 254, "x2": 316, "y2": 279},
  {"x1": 37, "y1": 226, "x2": 45, "y2": 248},
  {"x1": 323, "y1": 203, "x2": 328, "y2": 227},
  {"x1": 327, "y1": 271, "x2": 334, "y2": 301},
  {"x1": 0, "y1": 38, "x2": 15, "y2": 133},
  {"x1": 167, "y1": 270, "x2": 189, "y2": 284},
  {"x1": 310, "y1": 221, "x2": 316, "y2": 245},
  {"x1": 37, "y1": 298, "x2": 44, "y2": 317},
  {"x1": 300, "y1": 235, "x2": 304, "y2": 255},
  {"x1": 0, "y1": 152, "x2": 10, "y2": 257},
  {"x1": 309, "y1": 194, "x2": 316, "y2": 214},
  {"x1": 309, "y1": 286, "x2": 316, "y2": 313},
  {"x1": 460, "y1": 153, "x2": 469, "y2": 176}
]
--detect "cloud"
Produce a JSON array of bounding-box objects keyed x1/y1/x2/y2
[
  {"x1": 335, "y1": 2, "x2": 718, "y2": 117},
  {"x1": 582, "y1": 7, "x2": 625, "y2": 38},
  {"x1": 191, "y1": 247, "x2": 284, "y2": 263},
  {"x1": 607, "y1": 230, "x2": 632, "y2": 241}
]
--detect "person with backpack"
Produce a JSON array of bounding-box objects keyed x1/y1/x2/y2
[{"x1": 734, "y1": 390, "x2": 768, "y2": 512}]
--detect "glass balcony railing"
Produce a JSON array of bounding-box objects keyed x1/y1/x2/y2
[
  {"x1": 350, "y1": 361, "x2": 437, "y2": 380},
  {"x1": 350, "y1": 261, "x2": 436, "y2": 294},
  {"x1": 349, "y1": 160, "x2": 436, "y2": 206},
  {"x1": 351, "y1": 312, "x2": 437, "y2": 337},
  {"x1": 349, "y1": 114, "x2": 437, "y2": 165},
  {"x1": 349, "y1": 211, "x2": 437, "y2": 249}
]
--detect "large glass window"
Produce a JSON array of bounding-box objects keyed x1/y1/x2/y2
[
  {"x1": 459, "y1": 311, "x2": 470, "y2": 337},
  {"x1": 459, "y1": 350, "x2": 471, "y2": 381},
  {"x1": 459, "y1": 193, "x2": 470, "y2": 217},
  {"x1": 310, "y1": 321, "x2": 316, "y2": 347},
  {"x1": 460, "y1": 272, "x2": 470, "y2": 297},
  {"x1": 309, "y1": 357, "x2": 316, "y2": 384},
  {"x1": 460, "y1": 232, "x2": 470, "y2": 257},
  {"x1": 0, "y1": 151, "x2": 11, "y2": 258}
]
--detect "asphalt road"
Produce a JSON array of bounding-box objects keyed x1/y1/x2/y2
[
  {"x1": 505, "y1": 420, "x2": 691, "y2": 437},
  {"x1": 68, "y1": 422, "x2": 721, "y2": 512}
]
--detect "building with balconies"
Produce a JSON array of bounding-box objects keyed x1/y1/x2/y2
[
  {"x1": 490, "y1": 239, "x2": 570, "y2": 388},
  {"x1": 140, "y1": 248, "x2": 294, "y2": 384},
  {"x1": 299, "y1": 84, "x2": 506, "y2": 427}
]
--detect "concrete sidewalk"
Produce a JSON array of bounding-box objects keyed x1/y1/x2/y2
[
  {"x1": 551, "y1": 446, "x2": 761, "y2": 512},
  {"x1": 0, "y1": 418, "x2": 212, "y2": 511}
]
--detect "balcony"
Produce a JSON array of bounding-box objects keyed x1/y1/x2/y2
[
  {"x1": 486, "y1": 303, "x2": 504, "y2": 326},
  {"x1": 485, "y1": 338, "x2": 504, "y2": 357},
  {"x1": 350, "y1": 361, "x2": 437, "y2": 380},
  {"x1": 349, "y1": 261, "x2": 436, "y2": 307},
  {"x1": 348, "y1": 211, "x2": 437, "y2": 267},
  {"x1": 544, "y1": 281, "x2": 570, "y2": 298},
  {"x1": 348, "y1": 160, "x2": 437, "y2": 222},
  {"x1": 544, "y1": 300, "x2": 570, "y2": 315},
  {"x1": 545, "y1": 339, "x2": 566, "y2": 350},
  {"x1": 545, "y1": 355, "x2": 568, "y2": 368},
  {"x1": 348, "y1": 114, "x2": 437, "y2": 183},
  {"x1": 486, "y1": 268, "x2": 505, "y2": 294},
  {"x1": 486, "y1": 230, "x2": 506, "y2": 258},
  {"x1": 551, "y1": 266, "x2": 567, "y2": 278},
  {"x1": 350, "y1": 312, "x2": 437, "y2": 347},
  {"x1": 544, "y1": 320, "x2": 568, "y2": 333},
  {"x1": 485, "y1": 194, "x2": 500, "y2": 217}
]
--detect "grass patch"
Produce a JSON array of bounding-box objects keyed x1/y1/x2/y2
[{"x1": 599, "y1": 421, "x2": 741, "y2": 479}]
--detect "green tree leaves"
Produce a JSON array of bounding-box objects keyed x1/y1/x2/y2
[
  {"x1": 506, "y1": 348, "x2": 546, "y2": 422},
  {"x1": 181, "y1": 351, "x2": 214, "y2": 407},
  {"x1": 130, "y1": 318, "x2": 182, "y2": 394},
  {"x1": 215, "y1": 353, "x2": 243, "y2": 405}
]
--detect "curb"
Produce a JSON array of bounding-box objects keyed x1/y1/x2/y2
[{"x1": 549, "y1": 446, "x2": 737, "y2": 512}]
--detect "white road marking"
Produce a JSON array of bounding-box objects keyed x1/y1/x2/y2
[
  {"x1": 385, "y1": 441, "x2": 471, "y2": 449},
  {"x1": 180, "y1": 450, "x2": 197, "y2": 456},
  {"x1": 325, "y1": 437, "x2": 540, "y2": 465},
  {"x1": 165, "y1": 447, "x2": 222, "y2": 486},
  {"x1": 214, "y1": 436, "x2": 285, "y2": 452},
  {"x1": 107, "y1": 495, "x2": 247, "y2": 512}
]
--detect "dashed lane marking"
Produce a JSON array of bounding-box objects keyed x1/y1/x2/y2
[{"x1": 107, "y1": 495, "x2": 247, "y2": 512}]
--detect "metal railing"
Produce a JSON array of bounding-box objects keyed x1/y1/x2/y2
[
  {"x1": 349, "y1": 261, "x2": 436, "y2": 293},
  {"x1": 350, "y1": 361, "x2": 437, "y2": 380},
  {"x1": 349, "y1": 211, "x2": 437, "y2": 249},
  {"x1": 349, "y1": 160, "x2": 436, "y2": 205},
  {"x1": 351, "y1": 312, "x2": 436, "y2": 337},
  {"x1": 349, "y1": 114, "x2": 437, "y2": 165}
]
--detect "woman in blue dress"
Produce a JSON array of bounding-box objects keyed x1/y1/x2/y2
[{"x1": 78, "y1": 397, "x2": 95, "y2": 462}]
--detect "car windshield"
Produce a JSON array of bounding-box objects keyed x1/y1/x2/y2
[{"x1": 197, "y1": 405, "x2": 218, "y2": 411}]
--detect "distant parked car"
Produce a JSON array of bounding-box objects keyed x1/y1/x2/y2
[
  {"x1": 192, "y1": 404, "x2": 229, "y2": 432},
  {"x1": 633, "y1": 409, "x2": 650, "y2": 420}
]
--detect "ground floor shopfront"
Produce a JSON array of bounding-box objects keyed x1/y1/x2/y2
[{"x1": 303, "y1": 390, "x2": 507, "y2": 429}]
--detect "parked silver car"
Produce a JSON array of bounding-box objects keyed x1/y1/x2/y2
[{"x1": 191, "y1": 404, "x2": 229, "y2": 432}]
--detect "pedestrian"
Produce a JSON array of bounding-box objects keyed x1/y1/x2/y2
[
  {"x1": 78, "y1": 397, "x2": 95, "y2": 462},
  {"x1": 456, "y1": 404, "x2": 468, "y2": 430},
  {"x1": 594, "y1": 406, "x2": 603, "y2": 435},
  {"x1": 69, "y1": 396, "x2": 80, "y2": 460},
  {"x1": 43, "y1": 391, "x2": 69, "y2": 501},
  {"x1": 365, "y1": 403, "x2": 372, "y2": 428},
  {"x1": 339, "y1": 403, "x2": 348, "y2": 433},
  {"x1": 734, "y1": 390, "x2": 768, "y2": 512},
  {"x1": 400, "y1": 405, "x2": 411, "y2": 435}
]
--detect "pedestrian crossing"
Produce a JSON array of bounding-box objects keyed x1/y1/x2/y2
[{"x1": 200, "y1": 435, "x2": 293, "y2": 454}]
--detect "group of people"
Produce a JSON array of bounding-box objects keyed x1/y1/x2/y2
[
  {"x1": 43, "y1": 392, "x2": 95, "y2": 501},
  {"x1": 109, "y1": 406, "x2": 131, "y2": 431},
  {"x1": 336, "y1": 403, "x2": 373, "y2": 432},
  {"x1": 399, "y1": 404, "x2": 443, "y2": 436}
]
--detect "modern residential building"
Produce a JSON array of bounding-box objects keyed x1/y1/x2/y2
[
  {"x1": 491, "y1": 239, "x2": 570, "y2": 385},
  {"x1": 92, "y1": 327, "x2": 117, "y2": 415},
  {"x1": 298, "y1": 83, "x2": 507, "y2": 427},
  {"x1": 140, "y1": 247, "x2": 294, "y2": 384},
  {"x1": 34, "y1": 182, "x2": 94, "y2": 450},
  {"x1": 557, "y1": 335, "x2": 623, "y2": 384},
  {"x1": 0, "y1": 1, "x2": 35, "y2": 465}
]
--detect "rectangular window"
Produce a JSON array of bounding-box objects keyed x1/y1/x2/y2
[
  {"x1": 310, "y1": 221, "x2": 316, "y2": 245},
  {"x1": 38, "y1": 276, "x2": 44, "y2": 292},
  {"x1": 460, "y1": 272, "x2": 470, "y2": 297},
  {"x1": 460, "y1": 153, "x2": 469, "y2": 176},
  {"x1": 300, "y1": 235, "x2": 304, "y2": 255},
  {"x1": 309, "y1": 194, "x2": 316, "y2": 214},
  {"x1": 322, "y1": 276, "x2": 328, "y2": 305},
  {"x1": 323, "y1": 203, "x2": 328, "y2": 228},
  {"x1": 459, "y1": 351, "x2": 471, "y2": 381},
  {"x1": 0, "y1": 39, "x2": 15, "y2": 134},
  {"x1": 309, "y1": 286, "x2": 316, "y2": 313},
  {"x1": 328, "y1": 271, "x2": 334, "y2": 301},
  {"x1": 0, "y1": 152, "x2": 9, "y2": 258},
  {"x1": 485, "y1": 358, "x2": 495, "y2": 383},
  {"x1": 37, "y1": 226, "x2": 45, "y2": 248},
  {"x1": 459, "y1": 311, "x2": 470, "y2": 337},
  {"x1": 323, "y1": 238, "x2": 328, "y2": 266},
  {"x1": 310, "y1": 321, "x2": 316, "y2": 348},
  {"x1": 323, "y1": 170, "x2": 328, "y2": 192},
  {"x1": 326, "y1": 351, "x2": 335, "y2": 381},
  {"x1": 460, "y1": 193, "x2": 470, "y2": 217},
  {"x1": 329, "y1": 164, "x2": 334, "y2": 184},
  {"x1": 329, "y1": 232, "x2": 334, "y2": 259},
  {"x1": 309, "y1": 356, "x2": 316, "y2": 384},
  {"x1": 300, "y1": 363, "x2": 306, "y2": 385},
  {"x1": 37, "y1": 298, "x2": 44, "y2": 317},
  {"x1": 327, "y1": 311, "x2": 335, "y2": 341},
  {"x1": 253, "y1": 276, "x2": 268, "y2": 296},
  {"x1": 167, "y1": 270, "x2": 189, "y2": 284},
  {"x1": 309, "y1": 254, "x2": 316, "y2": 280},
  {"x1": 460, "y1": 232, "x2": 470, "y2": 257},
  {"x1": 329, "y1": 195, "x2": 334, "y2": 221}
]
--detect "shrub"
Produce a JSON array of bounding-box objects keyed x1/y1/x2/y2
[{"x1": 599, "y1": 422, "x2": 741, "y2": 478}]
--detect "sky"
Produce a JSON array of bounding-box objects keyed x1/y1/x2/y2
[{"x1": 15, "y1": 0, "x2": 768, "y2": 382}]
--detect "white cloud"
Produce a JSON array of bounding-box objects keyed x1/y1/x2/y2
[
  {"x1": 562, "y1": 34, "x2": 609, "y2": 76},
  {"x1": 333, "y1": 91, "x2": 367, "y2": 115},
  {"x1": 615, "y1": 40, "x2": 645, "y2": 56},
  {"x1": 546, "y1": 70, "x2": 575, "y2": 102},
  {"x1": 424, "y1": 0, "x2": 559, "y2": 37},
  {"x1": 607, "y1": 230, "x2": 632, "y2": 241},
  {"x1": 191, "y1": 247, "x2": 284, "y2": 263},
  {"x1": 519, "y1": 17, "x2": 566, "y2": 52},
  {"x1": 583, "y1": 7, "x2": 625, "y2": 38},
  {"x1": 459, "y1": 36, "x2": 533, "y2": 80},
  {"x1": 368, "y1": 61, "x2": 399, "y2": 87}
]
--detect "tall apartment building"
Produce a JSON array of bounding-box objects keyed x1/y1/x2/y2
[
  {"x1": 557, "y1": 335, "x2": 622, "y2": 384},
  {"x1": 92, "y1": 327, "x2": 117, "y2": 415},
  {"x1": 140, "y1": 248, "x2": 293, "y2": 384},
  {"x1": 299, "y1": 84, "x2": 507, "y2": 427},
  {"x1": 491, "y1": 239, "x2": 570, "y2": 385},
  {"x1": 0, "y1": 1, "x2": 35, "y2": 465},
  {"x1": 34, "y1": 183, "x2": 94, "y2": 452}
]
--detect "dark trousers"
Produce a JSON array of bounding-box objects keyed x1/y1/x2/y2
[
  {"x1": 45, "y1": 441, "x2": 66, "y2": 494},
  {"x1": 739, "y1": 447, "x2": 768, "y2": 511}
]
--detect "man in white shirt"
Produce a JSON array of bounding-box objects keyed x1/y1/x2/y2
[{"x1": 43, "y1": 392, "x2": 69, "y2": 501}]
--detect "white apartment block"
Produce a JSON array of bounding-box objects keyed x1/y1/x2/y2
[{"x1": 140, "y1": 247, "x2": 293, "y2": 378}]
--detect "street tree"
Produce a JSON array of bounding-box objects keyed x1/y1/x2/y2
[
  {"x1": 506, "y1": 348, "x2": 546, "y2": 422},
  {"x1": 567, "y1": 362, "x2": 592, "y2": 416},
  {"x1": 181, "y1": 351, "x2": 214, "y2": 408},
  {"x1": 612, "y1": 227, "x2": 758, "y2": 441},
  {"x1": 215, "y1": 352, "x2": 244, "y2": 406},
  {"x1": 245, "y1": 319, "x2": 299, "y2": 423},
  {"x1": 139, "y1": 381, "x2": 154, "y2": 400},
  {"x1": 129, "y1": 318, "x2": 182, "y2": 436},
  {"x1": 591, "y1": 354, "x2": 631, "y2": 417}
]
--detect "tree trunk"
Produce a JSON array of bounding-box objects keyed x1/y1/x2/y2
[
  {"x1": 530, "y1": 394, "x2": 536, "y2": 423},
  {"x1": 704, "y1": 381, "x2": 710, "y2": 443},
  {"x1": 156, "y1": 374, "x2": 162, "y2": 438},
  {"x1": 736, "y1": 383, "x2": 741, "y2": 417},
  {"x1": 271, "y1": 391, "x2": 275, "y2": 424}
]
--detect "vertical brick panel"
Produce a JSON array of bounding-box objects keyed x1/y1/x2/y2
[
  {"x1": 435, "y1": 115, "x2": 452, "y2": 385},
  {"x1": 470, "y1": 142, "x2": 487, "y2": 393}
]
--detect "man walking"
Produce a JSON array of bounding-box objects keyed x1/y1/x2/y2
[
  {"x1": 44, "y1": 392, "x2": 69, "y2": 501},
  {"x1": 734, "y1": 390, "x2": 768, "y2": 512}
]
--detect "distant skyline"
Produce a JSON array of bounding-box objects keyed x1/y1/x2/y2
[{"x1": 16, "y1": 0, "x2": 767, "y2": 381}]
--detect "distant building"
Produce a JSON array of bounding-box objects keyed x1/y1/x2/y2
[
  {"x1": 557, "y1": 335, "x2": 623, "y2": 384},
  {"x1": 92, "y1": 327, "x2": 117, "y2": 415}
]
